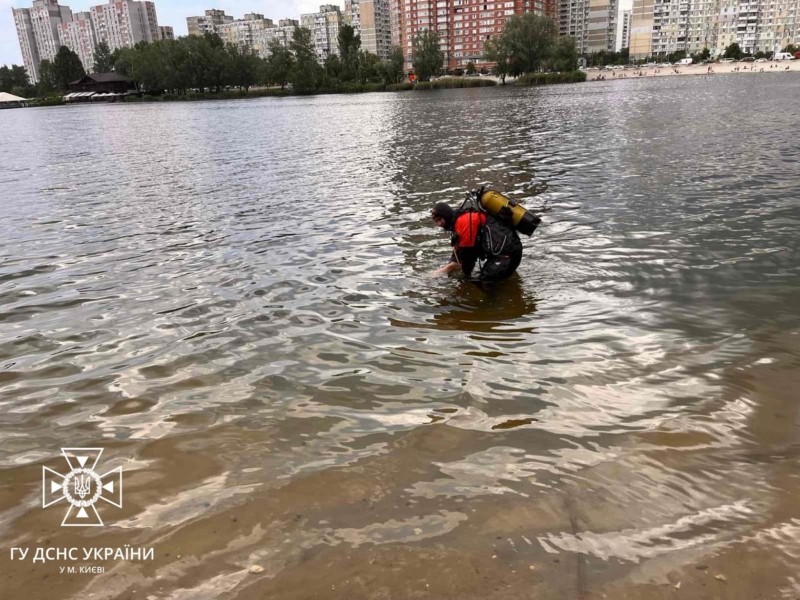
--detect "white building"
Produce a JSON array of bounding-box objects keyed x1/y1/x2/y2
[
  {"x1": 301, "y1": 4, "x2": 344, "y2": 62},
  {"x1": 617, "y1": 8, "x2": 632, "y2": 50},
  {"x1": 631, "y1": 0, "x2": 800, "y2": 59},
  {"x1": 13, "y1": 0, "x2": 165, "y2": 81},
  {"x1": 57, "y1": 11, "x2": 96, "y2": 71},
  {"x1": 12, "y1": 0, "x2": 73, "y2": 82},
  {"x1": 216, "y1": 13, "x2": 274, "y2": 50},
  {"x1": 90, "y1": 0, "x2": 159, "y2": 52},
  {"x1": 186, "y1": 9, "x2": 233, "y2": 36},
  {"x1": 345, "y1": 0, "x2": 393, "y2": 59},
  {"x1": 560, "y1": 0, "x2": 619, "y2": 54},
  {"x1": 252, "y1": 19, "x2": 299, "y2": 57}
]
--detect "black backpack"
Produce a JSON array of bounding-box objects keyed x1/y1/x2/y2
[{"x1": 479, "y1": 213, "x2": 522, "y2": 259}]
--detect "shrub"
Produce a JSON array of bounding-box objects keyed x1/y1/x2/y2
[
  {"x1": 386, "y1": 82, "x2": 414, "y2": 92},
  {"x1": 516, "y1": 71, "x2": 586, "y2": 86},
  {"x1": 29, "y1": 96, "x2": 65, "y2": 107},
  {"x1": 415, "y1": 77, "x2": 497, "y2": 90}
]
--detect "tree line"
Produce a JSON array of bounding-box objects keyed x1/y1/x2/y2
[
  {"x1": 482, "y1": 13, "x2": 579, "y2": 84},
  {"x1": 110, "y1": 26, "x2": 404, "y2": 95}
]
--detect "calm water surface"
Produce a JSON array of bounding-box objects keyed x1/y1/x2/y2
[{"x1": 1, "y1": 75, "x2": 800, "y2": 599}]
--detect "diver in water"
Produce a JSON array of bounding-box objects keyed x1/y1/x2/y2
[{"x1": 431, "y1": 188, "x2": 536, "y2": 281}]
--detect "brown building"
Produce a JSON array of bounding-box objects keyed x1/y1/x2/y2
[
  {"x1": 69, "y1": 72, "x2": 136, "y2": 94},
  {"x1": 390, "y1": 0, "x2": 551, "y2": 70}
]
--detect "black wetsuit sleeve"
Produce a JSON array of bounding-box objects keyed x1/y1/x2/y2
[{"x1": 455, "y1": 247, "x2": 480, "y2": 277}]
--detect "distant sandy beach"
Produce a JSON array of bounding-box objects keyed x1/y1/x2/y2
[{"x1": 586, "y1": 60, "x2": 800, "y2": 81}]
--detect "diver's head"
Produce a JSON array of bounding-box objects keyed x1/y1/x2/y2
[{"x1": 431, "y1": 202, "x2": 454, "y2": 230}]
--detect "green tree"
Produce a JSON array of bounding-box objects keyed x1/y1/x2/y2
[
  {"x1": 782, "y1": 43, "x2": 798, "y2": 54},
  {"x1": 52, "y1": 46, "x2": 85, "y2": 90},
  {"x1": 484, "y1": 36, "x2": 511, "y2": 84},
  {"x1": 130, "y1": 41, "x2": 166, "y2": 93},
  {"x1": 412, "y1": 29, "x2": 443, "y2": 82},
  {"x1": 0, "y1": 64, "x2": 31, "y2": 93},
  {"x1": 337, "y1": 24, "x2": 361, "y2": 81},
  {"x1": 290, "y1": 26, "x2": 322, "y2": 93},
  {"x1": 723, "y1": 42, "x2": 744, "y2": 60},
  {"x1": 381, "y1": 45, "x2": 405, "y2": 84},
  {"x1": 466, "y1": 61, "x2": 476, "y2": 75},
  {"x1": 324, "y1": 54, "x2": 342, "y2": 80},
  {"x1": 227, "y1": 44, "x2": 261, "y2": 91},
  {"x1": 357, "y1": 50, "x2": 381, "y2": 83},
  {"x1": 690, "y1": 47, "x2": 710, "y2": 62},
  {"x1": 264, "y1": 40, "x2": 293, "y2": 90},
  {"x1": 37, "y1": 59, "x2": 58, "y2": 95},
  {"x1": 502, "y1": 12, "x2": 558, "y2": 75},
  {"x1": 113, "y1": 47, "x2": 135, "y2": 77},
  {"x1": 92, "y1": 41, "x2": 115, "y2": 72},
  {"x1": 161, "y1": 39, "x2": 191, "y2": 94},
  {"x1": 551, "y1": 36, "x2": 578, "y2": 72}
]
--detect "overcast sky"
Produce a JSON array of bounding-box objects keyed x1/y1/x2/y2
[{"x1": 0, "y1": 0, "x2": 328, "y2": 67}]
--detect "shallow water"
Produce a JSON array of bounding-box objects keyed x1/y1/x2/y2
[{"x1": 1, "y1": 75, "x2": 800, "y2": 599}]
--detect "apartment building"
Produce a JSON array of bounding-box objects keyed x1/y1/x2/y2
[
  {"x1": 159, "y1": 25, "x2": 173, "y2": 40},
  {"x1": 390, "y1": 0, "x2": 550, "y2": 70},
  {"x1": 559, "y1": 0, "x2": 618, "y2": 54},
  {"x1": 345, "y1": 0, "x2": 393, "y2": 59},
  {"x1": 252, "y1": 19, "x2": 299, "y2": 57},
  {"x1": 57, "y1": 11, "x2": 96, "y2": 71},
  {"x1": 12, "y1": 0, "x2": 73, "y2": 82},
  {"x1": 186, "y1": 9, "x2": 233, "y2": 36},
  {"x1": 631, "y1": 0, "x2": 800, "y2": 59},
  {"x1": 89, "y1": 0, "x2": 159, "y2": 51},
  {"x1": 617, "y1": 8, "x2": 632, "y2": 49},
  {"x1": 216, "y1": 14, "x2": 275, "y2": 50},
  {"x1": 300, "y1": 5, "x2": 344, "y2": 62}
]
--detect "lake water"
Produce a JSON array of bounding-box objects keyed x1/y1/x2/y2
[{"x1": 1, "y1": 74, "x2": 800, "y2": 599}]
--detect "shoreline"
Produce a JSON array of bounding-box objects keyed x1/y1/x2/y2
[{"x1": 587, "y1": 60, "x2": 800, "y2": 81}]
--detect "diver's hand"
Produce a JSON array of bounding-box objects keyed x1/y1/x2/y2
[{"x1": 433, "y1": 262, "x2": 461, "y2": 276}]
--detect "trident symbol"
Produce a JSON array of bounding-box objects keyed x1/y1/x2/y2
[{"x1": 74, "y1": 473, "x2": 91, "y2": 499}]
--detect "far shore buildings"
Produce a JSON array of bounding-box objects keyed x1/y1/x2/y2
[
  {"x1": 186, "y1": 10, "x2": 298, "y2": 57},
  {"x1": 301, "y1": 5, "x2": 344, "y2": 62},
  {"x1": 12, "y1": 0, "x2": 166, "y2": 82},
  {"x1": 559, "y1": 0, "x2": 619, "y2": 54},
  {"x1": 617, "y1": 8, "x2": 632, "y2": 51},
  {"x1": 630, "y1": 0, "x2": 800, "y2": 59},
  {"x1": 345, "y1": 0, "x2": 392, "y2": 59},
  {"x1": 390, "y1": 0, "x2": 555, "y2": 70}
]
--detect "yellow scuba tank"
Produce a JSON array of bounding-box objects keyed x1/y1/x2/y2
[{"x1": 478, "y1": 189, "x2": 541, "y2": 236}]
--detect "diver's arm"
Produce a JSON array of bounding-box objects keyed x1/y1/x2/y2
[{"x1": 433, "y1": 261, "x2": 462, "y2": 275}]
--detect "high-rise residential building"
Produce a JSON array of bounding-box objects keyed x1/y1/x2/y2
[
  {"x1": 186, "y1": 9, "x2": 233, "y2": 36},
  {"x1": 89, "y1": 0, "x2": 159, "y2": 51},
  {"x1": 159, "y1": 25, "x2": 173, "y2": 40},
  {"x1": 253, "y1": 19, "x2": 299, "y2": 57},
  {"x1": 630, "y1": 0, "x2": 800, "y2": 59},
  {"x1": 390, "y1": 0, "x2": 549, "y2": 70},
  {"x1": 345, "y1": 0, "x2": 392, "y2": 59},
  {"x1": 617, "y1": 8, "x2": 632, "y2": 50},
  {"x1": 559, "y1": 0, "x2": 619, "y2": 54},
  {"x1": 301, "y1": 5, "x2": 344, "y2": 62},
  {"x1": 13, "y1": 0, "x2": 163, "y2": 80},
  {"x1": 12, "y1": 0, "x2": 73, "y2": 82},
  {"x1": 216, "y1": 13, "x2": 275, "y2": 50},
  {"x1": 57, "y1": 11, "x2": 96, "y2": 71}
]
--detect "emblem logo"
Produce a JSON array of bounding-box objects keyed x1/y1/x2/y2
[{"x1": 42, "y1": 448, "x2": 123, "y2": 527}]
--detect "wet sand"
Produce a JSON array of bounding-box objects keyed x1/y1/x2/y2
[
  {"x1": 587, "y1": 60, "x2": 800, "y2": 81},
  {"x1": 1, "y1": 340, "x2": 798, "y2": 599}
]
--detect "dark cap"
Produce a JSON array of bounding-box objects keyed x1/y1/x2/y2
[{"x1": 431, "y1": 202, "x2": 454, "y2": 229}]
